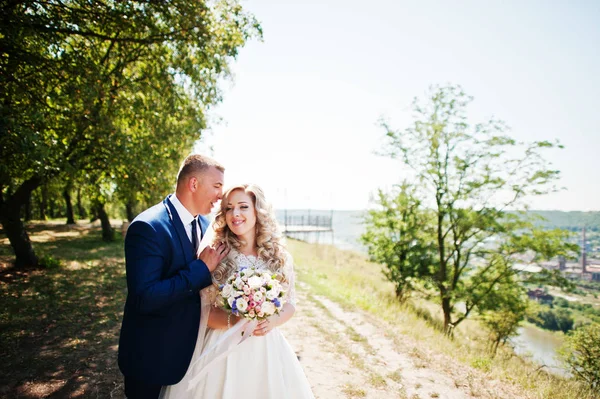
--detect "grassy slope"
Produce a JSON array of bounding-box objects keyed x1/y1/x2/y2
[{"x1": 287, "y1": 239, "x2": 596, "y2": 399}]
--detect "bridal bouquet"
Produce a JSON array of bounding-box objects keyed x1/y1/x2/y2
[{"x1": 220, "y1": 266, "x2": 286, "y2": 320}]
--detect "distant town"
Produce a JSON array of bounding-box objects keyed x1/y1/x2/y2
[{"x1": 537, "y1": 227, "x2": 600, "y2": 281}]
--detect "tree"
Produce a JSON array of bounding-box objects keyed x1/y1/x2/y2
[
  {"x1": 528, "y1": 307, "x2": 575, "y2": 333},
  {"x1": 365, "y1": 85, "x2": 578, "y2": 334},
  {"x1": 361, "y1": 182, "x2": 436, "y2": 302},
  {"x1": 561, "y1": 324, "x2": 600, "y2": 394},
  {"x1": 1, "y1": 0, "x2": 261, "y2": 265},
  {"x1": 479, "y1": 280, "x2": 528, "y2": 355}
]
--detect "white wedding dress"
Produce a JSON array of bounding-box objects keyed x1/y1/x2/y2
[{"x1": 160, "y1": 250, "x2": 314, "y2": 399}]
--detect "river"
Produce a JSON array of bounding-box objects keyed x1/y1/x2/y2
[{"x1": 511, "y1": 324, "x2": 566, "y2": 375}]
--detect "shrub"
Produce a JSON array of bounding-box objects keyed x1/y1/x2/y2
[{"x1": 561, "y1": 324, "x2": 600, "y2": 394}]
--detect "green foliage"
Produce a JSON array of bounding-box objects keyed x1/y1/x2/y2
[
  {"x1": 1, "y1": 0, "x2": 261, "y2": 265},
  {"x1": 365, "y1": 84, "x2": 578, "y2": 334},
  {"x1": 576, "y1": 281, "x2": 600, "y2": 293},
  {"x1": 479, "y1": 281, "x2": 528, "y2": 355},
  {"x1": 528, "y1": 307, "x2": 574, "y2": 332},
  {"x1": 560, "y1": 324, "x2": 600, "y2": 393},
  {"x1": 553, "y1": 297, "x2": 600, "y2": 324},
  {"x1": 38, "y1": 254, "x2": 63, "y2": 269},
  {"x1": 470, "y1": 356, "x2": 492, "y2": 372},
  {"x1": 361, "y1": 183, "x2": 436, "y2": 302}
]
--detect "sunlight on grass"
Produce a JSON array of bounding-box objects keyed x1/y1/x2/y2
[
  {"x1": 341, "y1": 383, "x2": 366, "y2": 398},
  {"x1": 0, "y1": 223, "x2": 126, "y2": 398}
]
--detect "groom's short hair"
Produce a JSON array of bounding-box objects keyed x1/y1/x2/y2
[{"x1": 176, "y1": 154, "x2": 224, "y2": 187}]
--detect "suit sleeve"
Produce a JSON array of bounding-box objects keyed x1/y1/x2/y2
[{"x1": 125, "y1": 220, "x2": 213, "y2": 314}]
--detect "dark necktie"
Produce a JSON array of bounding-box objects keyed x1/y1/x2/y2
[{"x1": 191, "y1": 218, "x2": 199, "y2": 255}]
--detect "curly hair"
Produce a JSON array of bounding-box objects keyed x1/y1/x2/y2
[{"x1": 211, "y1": 184, "x2": 287, "y2": 284}]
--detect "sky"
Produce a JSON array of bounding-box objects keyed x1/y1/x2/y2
[{"x1": 195, "y1": 0, "x2": 600, "y2": 211}]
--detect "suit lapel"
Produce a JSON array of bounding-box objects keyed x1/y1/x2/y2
[{"x1": 163, "y1": 195, "x2": 194, "y2": 261}]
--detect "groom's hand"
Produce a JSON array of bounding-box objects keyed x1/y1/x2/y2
[{"x1": 199, "y1": 243, "x2": 229, "y2": 272}]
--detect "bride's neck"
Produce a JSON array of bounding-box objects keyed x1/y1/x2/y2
[{"x1": 238, "y1": 240, "x2": 258, "y2": 256}]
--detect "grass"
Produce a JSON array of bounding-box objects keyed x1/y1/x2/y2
[
  {"x1": 287, "y1": 239, "x2": 598, "y2": 399},
  {"x1": 341, "y1": 383, "x2": 366, "y2": 398},
  {"x1": 0, "y1": 221, "x2": 126, "y2": 398}
]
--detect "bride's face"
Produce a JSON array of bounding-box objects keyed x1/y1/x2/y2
[{"x1": 225, "y1": 189, "x2": 257, "y2": 240}]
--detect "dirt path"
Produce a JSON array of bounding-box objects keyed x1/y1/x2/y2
[{"x1": 281, "y1": 283, "x2": 525, "y2": 399}]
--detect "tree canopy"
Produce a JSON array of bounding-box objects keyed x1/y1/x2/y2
[{"x1": 1, "y1": 0, "x2": 261, "y2": 266}]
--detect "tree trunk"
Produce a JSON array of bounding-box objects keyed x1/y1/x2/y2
[
  {"x1": 63, "y1": 189, "x2": 75, "y2": 224},
  {"x1": 395, "y1": 285, "x2": 409, "y2": 304},
  {"x1": 40, "y1": 185, "x2": 47, "y2": 220},
  {"x1": 48, "y1": 196, "x2": 55, "y2": 218},
  {"x1": 24, "y1": 191, "x2": 32, "y2": 221},
  {"x1": 0, "y1": 207, "x2": 38, "y2": 267},
  {"x1": 95, "y1": 201, "x2": 114, "y2": 241},
  {"x1": 76, "y1": 187, "x2": 86, "y2": 219},
  {"x1": 126, "y1": 201, "x2": 135, "y2": 222},
  {"x1": 442, "y1": 296, "x2": 453, "y2": 335},
  {"x1": 0, "y1": 177, "x2": 42, "y2": 268}
]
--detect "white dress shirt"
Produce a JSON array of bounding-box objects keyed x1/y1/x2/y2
[{"x1": 168, "y1": 194, "x2": 201, "y2": 244}]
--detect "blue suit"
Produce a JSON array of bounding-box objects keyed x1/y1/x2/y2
[{"x1": 118, "y1": 195, "x2": 212, "y2": 389}]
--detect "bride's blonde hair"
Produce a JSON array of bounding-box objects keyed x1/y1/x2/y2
[{"x1": 211, "y1": 184, "x2": 287, "y2": 284}]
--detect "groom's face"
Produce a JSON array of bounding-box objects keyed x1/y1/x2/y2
[{"x1": 192, "y1": 166, "x2": 224, "y2": 215}]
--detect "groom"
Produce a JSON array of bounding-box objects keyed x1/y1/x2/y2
[{"x1": 118, "y1": 154, "x2": 229, "y2": 398}]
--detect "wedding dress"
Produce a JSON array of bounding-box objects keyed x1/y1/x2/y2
[{"x1": 160, "y1": 250, "x2": 314, "y2": 399}]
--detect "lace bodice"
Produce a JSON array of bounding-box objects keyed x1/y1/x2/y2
[{"x1": 203, "y1": 250, "x2": 297, "y2": 308}]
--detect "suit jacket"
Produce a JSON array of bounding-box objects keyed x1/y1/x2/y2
[{"x1": 118, "y1": 195, "x2": 212, "y2": 385}]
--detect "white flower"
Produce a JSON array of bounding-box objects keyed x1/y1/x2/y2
[
  {"x1": 253, "y1": 291, "x2": 264, "y2": 303},
  {"x1": 234, "y1": 277, "x2": 244, "y2": 290},
  {"x1": 221, "y1": 284, "x2": 233, "y2": 298},
  {"x1": 245, "y1": 268, "x2": 255, "y2": 277},
  {"x1": 257, "y1": 311, "x2": 265, "y2": 318},
  {"x1": 248, "y1": 309, "x2": 256, "y2": 318},
  {"x1": 268, "y1": 284, "x2": 281, "y2": 298},
  {"x1": 247, "y1": 275, "x2": 263, "y2": 289},
  {"x1": 236, "y1": 298, "x2": 248, "y2": 312},
  {"x1": 265, "y1": 289, "x2": 276, "y2": 300},
  {"x1": 227, "y1": 296, "x2": 235, "y2": 307},
  {"x1": 261, "y1": 301, "x2": 276, "y2": 316},
  {"x1": 243, "y1": 286, "x2": 251, "y2": 295}
]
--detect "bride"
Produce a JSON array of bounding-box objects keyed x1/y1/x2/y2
[{"x1": 161, "y1": 184, "x2": 314, "y2": 398}]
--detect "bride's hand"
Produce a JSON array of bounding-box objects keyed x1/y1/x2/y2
[{"x1": 253, "y1": 317, "x2": 277, "y2": 336}]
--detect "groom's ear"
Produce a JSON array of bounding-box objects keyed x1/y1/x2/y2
[{"x1": 188, "y1": 176, "x2": 199, "y2": 192}]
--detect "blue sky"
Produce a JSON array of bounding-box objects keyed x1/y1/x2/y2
[{"x1": 196, "y1": 0, "x2": 600, "y2": 211}]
